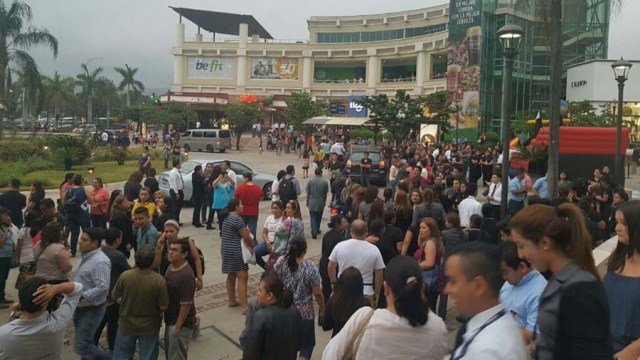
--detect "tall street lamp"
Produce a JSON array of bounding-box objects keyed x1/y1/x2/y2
[
  {"x1": 84, "y1": 57, "x2": 102, "y2": 124},
  {"x1": 497, "y1": 24, "x2": 524, "y2": 219},
  {"x1": 611, "y1": 57, "x2": 632, "y2": 188}
]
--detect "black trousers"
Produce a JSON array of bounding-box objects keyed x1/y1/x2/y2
[
  {"x1": 90, "y1": 214, "x2": 108, "y2": 229},
  {"x1": 192, "y1": 193, "x2": 204, "y2": 225},
  {"x1": 170, "y1": 189, "x2": 184, "y2": 223},
  {"x1": 94, "y1": 303, "x2": 119, "y2": 351}
]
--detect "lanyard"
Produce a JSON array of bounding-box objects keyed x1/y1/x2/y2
[{"x1": 453, "y1": 309, "x2": 506, "y2": 360}]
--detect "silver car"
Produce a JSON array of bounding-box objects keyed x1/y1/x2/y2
[{"x1": 159, "y1": 159, "x2": 275, "y2": 202}]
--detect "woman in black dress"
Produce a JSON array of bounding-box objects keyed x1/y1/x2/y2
[
  {"x1": 480, "y1": 149, "x2": 495, "y2": 187},
  {"x1": 109, "y1": 194, "x2": 134, "y2": 257},
  {"x1": 469, "y1": 150, "x2": 482, "y2": 186},
  {"x1": 319, "y1": 215, "x2": 347, "y2": 302}
]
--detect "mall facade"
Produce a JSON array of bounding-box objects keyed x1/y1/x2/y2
[{"x1": 165, "y1": 0, "x2": 611, "y2": 136}]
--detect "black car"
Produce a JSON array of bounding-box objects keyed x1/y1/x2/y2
[
  {"x1": 346, "y1": 145, "x2": 387, "y2": 186},
  {"x1": 101, "y1": 129, "x2": 130, "y2": 147}
]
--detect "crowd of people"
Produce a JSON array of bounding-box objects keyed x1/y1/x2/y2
[{"x1": 0, "y1": 132, "x2": 638, "y2": 360}]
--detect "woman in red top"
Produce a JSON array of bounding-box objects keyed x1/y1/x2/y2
[
  {"x1": 87, "y1": 177, "x2": 110, "y2": 229},
  {"x1": 234, "y1": 172, "x2": 264, "y2": 238}
]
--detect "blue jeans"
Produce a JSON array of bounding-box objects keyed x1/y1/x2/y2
[
  {"x1": 74, "y1": 305, "x2": 111, "y2": 359},
  {"x1": 68, "y1": 213, "x2": 90, "y2": 257},
  {"x1": 0, "y1": 257, "x2": 11, "y2": 301},
  {"x1": 309, "y1": 210, "x2": 323, "y2": 238},
  {"x1": 299, "y1": 318, "x2": 316, "y2": 359},
  {"x1": 254, "y1": 242, "x2": 269, "y2": 269},
  {"x1": 242, "y1": 216, "x2": 258, "y2": 238},
  {"x1": 112, "y1": 328, "x2": 159, "y2": 360},
  {"x1": 508, "y1": 199, "x2": 524, "y2": 218}
]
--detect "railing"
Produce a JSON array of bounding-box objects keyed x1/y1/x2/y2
[
  {"x1": 314, "y1": 79, "x2": 366, "y2": 84},
  {"x1": 380, "y1": 77, "x2": 416, "y2": 83},
  {"x1": 185, "y1": 36, "x2": 309, "y2": 44}
]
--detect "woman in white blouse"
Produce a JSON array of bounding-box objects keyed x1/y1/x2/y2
[{"x1": 322, "y1": 256, "x2": 447, "y2": 360}]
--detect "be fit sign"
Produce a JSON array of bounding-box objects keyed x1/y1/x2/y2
[{"x1": 187, "y1": 57, "x2": 234, "y2": 79}]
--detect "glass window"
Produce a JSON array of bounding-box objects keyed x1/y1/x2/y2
[
  {"x1": 218, "y1": 130, "x2": 231, "y2": 138},
  {"x1": 183, "y1": 131, "x2": 191, "y2": 137},
  {"x1": 204, "y1": 131, "x2": 216, "y2": 138},
  {"x1": 180, "y1": 161, "x2": 199, "y2": 174},
  {"x1": 230, "y1": 161, "x2": 252, "y2": 176},
  {"x1": 192, "y1": 131, "x2": 203, "y2": 138}
]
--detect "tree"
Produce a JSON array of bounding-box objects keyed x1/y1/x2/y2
[
  {"x1": 43, "y1": 72, "x2": 74, "y2": 125},
  {"x1": 357, "y1": 90, "x2": 442, "y2": 145},
  {"x1": 223, "y1": 102, "x2": 264, "y2": 150},
  {"x1": 283, "y1": 92, "x2": 325, "y2": 130},
  {"x1": 94, "y1": 77, "x2": 120, "y2": 128},
  {"x1": 13, "y1": 67, "x2": 44, "y2": 126},
  {"x1": 75, "y1": 63, "x2": 103, "y2": 124},
  {"x1": 0, "y1": 0, "x2": 58, "y2": 99},
  {"x1": 114, "y1": 64, "x2": 145, "y2": 107}
]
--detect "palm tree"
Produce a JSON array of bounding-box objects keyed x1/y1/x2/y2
[
  {"x1": 13, "y1": 67, "x2": 44, "y2": 127},
  {"x1": 94, "y1": 77, "x2": 119, "y2": 128},
  {"x1": 43, "y1": 72, "x2": 74, "y2": 124},
  {"x1": 76, "y1": 63, "x2": 103, "y2": 124},
  {"x1": 0, "y1": 0, "x2": 58, "y2": 98},
  {"x1": 114, "y1": 64, "x2": 144, "y2": 106}
]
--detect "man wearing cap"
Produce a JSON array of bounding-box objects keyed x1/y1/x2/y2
[{"x1": 234, "y1": 172, "x2": 263, "y2": 237}]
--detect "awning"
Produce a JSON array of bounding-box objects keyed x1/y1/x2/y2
[
  {"x1": 303, "y1": 116, "x2": 372, "y2": 126},
  {"x1": 170, "y1": 7, "x2": 273, "y2": 39}
]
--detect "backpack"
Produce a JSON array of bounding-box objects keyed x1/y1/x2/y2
[
  {"x1": 278, "y1": 176, "x2": 297, "y2": 205},
  {"x1": 63, "y1": 188, "x2": 86, "y2": 215}
]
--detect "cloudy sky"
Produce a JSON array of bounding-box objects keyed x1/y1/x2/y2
[{"x1": 24, "y1": 0, "x2": 639, "y2": 91}]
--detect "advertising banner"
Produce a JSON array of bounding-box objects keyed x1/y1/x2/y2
[
  {"x1": 347, "y1": 96, "x2": 368, "y2": 118},
  {"x1": 447, "y1": 0, "x2": 482, "y2": 130},
  {"x1": 328, "y1": 103, "x2": 346, "y2": 115},
  {"x1": 251, "y1": 58, "x2": 299, "y2": 80},
  {"x1": 187, "y1": 57, "x2": 234, "y2": 79}
]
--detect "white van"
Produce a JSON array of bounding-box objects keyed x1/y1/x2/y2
[{"x1": 179, "y1": 129, "x2": 231, "y2": 153}]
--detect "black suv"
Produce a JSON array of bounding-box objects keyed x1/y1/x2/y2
[
  {"x1": 101, "y1": 129, "x2": 131, "y2": 147},
  {"x1": 346, "y1": 145, "x2": 387, "y2": 186}
]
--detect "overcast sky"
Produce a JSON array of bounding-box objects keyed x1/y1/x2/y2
[{"x1": 24, "y1": 0, "x2": 640, "y2": 91}]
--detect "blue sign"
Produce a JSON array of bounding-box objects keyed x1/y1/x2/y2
[
  {"x1": 347, "y1": 96, "x2": 368, "y2": 118},
  {"x1": 328, "y1": 104, "x2": 346, "y2": 115}
]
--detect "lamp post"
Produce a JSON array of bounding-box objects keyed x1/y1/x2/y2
[
  {"x1": 497, "y1": 24, "x2": 524, "y2": 220},
  {"x1": 611, "y1": 57, "x2": 632, "y2": 188},
  {"x1": 84, "y1": 57, "x2": 102, "y2": 125}
]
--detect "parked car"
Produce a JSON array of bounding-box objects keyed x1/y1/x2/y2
[
  {"x1": 159, "y1": 159, "x2": 275, "y2": 202},
  {"x1": 178, "y1": 129, "x2": 231, "y2": 153},
  {"x1": 102, "y1": 129, "x2": 131, "y2": 147},
  {"x1": 73, "y1": 124, "x2": 97, "y2": 134},
  {"x1": 345, "y1": 145, "x2": 386, "y2": 186}
]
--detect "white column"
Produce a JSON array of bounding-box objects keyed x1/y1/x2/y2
[
  {"x1": 367, "y1": 49, "x2": 379, "y2": 95},
  {"x1": 302, "y1": 51, "x2": 312, "y2": 91},
  {"x1": 173, "y1": 52, "x2": 184, "y2": 86},
  {"x1": 176, "y1": 23, "x2": 185, "y2": 45},
  {"x1": 416, "y1": 51, "x2": 426, "y2": 84},
  {"x1": 237, "y1": 24, "x2": 249, "y2": 91}
]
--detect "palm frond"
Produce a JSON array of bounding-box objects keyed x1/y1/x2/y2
[{"x1": 12, "y1": 26, "x2": 58, "y2": 57}]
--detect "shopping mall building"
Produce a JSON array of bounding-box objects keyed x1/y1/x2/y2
[{"x1": 163, "y1": 0, "x2": 611, "y2": 136}]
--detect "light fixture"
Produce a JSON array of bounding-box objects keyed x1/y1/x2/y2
[
  {"x1": 611, "y1": 57, "x2": 632, "y2": 81},
  {"x1": 497, "y1": 24, "x2": 525, "y2": 51},
  {"x1": 43, "y1": 145, "x2": 49, "y2": 151}
]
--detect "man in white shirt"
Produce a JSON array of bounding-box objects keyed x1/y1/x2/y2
[
  {"x1": 222, "y1": 160, "x2": 237, "y2": 184},
  {"x1": 0, "y1": 279, "x2": 83, "y2": 359},
  {"x1": 330, "y1": 141, "x2": 346, "y2": 162},
  {"x1": 328, "y1": 220, "x2": 385, "y2": 307},
  {"x1": 458, "y1": 183, "x2": 483, "y2": 228},
  {"x1": 169, "y1": 160, "x2": 185, "y2": 224},
  {"x1": 485, "y1": 173, "x2": 502, "y2": 220},
  {"x1": 445, "y1": 242, "x2": 526, "y2": 360}
]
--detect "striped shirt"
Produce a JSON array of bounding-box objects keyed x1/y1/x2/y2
[{"x1": 74, "y1": 248, "x2": 111, "y2": 307}]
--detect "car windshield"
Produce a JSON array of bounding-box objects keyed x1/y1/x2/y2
[
  {"x1": 180, "y1": 161, "x2": 199, "y2": 174},
  {"x1": 350, "y1": 152, "x2": 381, "y2": 163},
  {"x1": 218, "y1": 130, "x2": 230, "y2": 138}
]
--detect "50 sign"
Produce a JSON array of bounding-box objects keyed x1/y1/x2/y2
[{"x1": 251, "y1": 58, "x2": 299, "y2": 80}]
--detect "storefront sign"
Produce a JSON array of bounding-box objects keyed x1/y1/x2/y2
[
  {"x1": 571, "y1": 80, "x2": 588, "y2": 88},
  {"x1": 347, "y1": 96, "x2": 368, "y2": 118},
  {"x1": 251, "y1": 58, "x2": 299, "y2": 80},
  {"x1": 187, "y1": 57, "x2": 234, "y2": 79},
  {"x1": 328, "y1": 103, "x2": 346, "y2": 115}
]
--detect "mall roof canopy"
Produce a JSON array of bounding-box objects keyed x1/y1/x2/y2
[
  {"x1": 303, "y1": 116, "x2": 373, "y2": 126},
  {"x1": 170, "y1": 7, "x2": 273, "y2": 39}
]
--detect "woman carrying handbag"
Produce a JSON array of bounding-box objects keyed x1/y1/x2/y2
[{"x1": 322, "y1": 256, "x2": 447, "y2": 360}]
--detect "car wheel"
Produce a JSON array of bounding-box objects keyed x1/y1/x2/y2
[
  {"x1": 184, "y1": 144, "x2": 191, "y2": 152},
  {"x1": 219, "y1": 149, "x2": 226, "y2": 153},
  {"x1": 263, "y1": 183, "x2": 272, "y2": 200},
  {"x1": 206, "y1": 144, "x2": 213, "y2": 153}
]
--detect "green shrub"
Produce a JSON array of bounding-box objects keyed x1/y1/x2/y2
[
  {"x1": 0, "y1": 159, "x2": 55, "y2": 187},
  {"x1": 484, "y1": 131, "x2": 500, "y2": 144},
  {"x1": 0, "y1": 139, "x2": 49, "y2": 162}
]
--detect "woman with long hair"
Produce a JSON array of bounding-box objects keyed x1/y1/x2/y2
[
  {"x1": 268, "y1": 200, "x2": 305, "y2": 269},
  {"x1": 109, "y1": 194, "x2": 134, "y2": 257},
  {"x1": 366, "y1": 198, "x2": 385, "y2": 229},
  {"x1": 123, "y1": 171, "x2": 144, "y2": 202},
  {"x1": 209, "y1": 167, "x2": 235, "y2": 231},
  {"x1": 131, "y1": 187, "x2": 156, "y2": 218},
  {"x1": 275, "y1": 237, "x2": 325, "y2": 360},
  {"x1": 256, "y1": 201, "x2": 284, "y2": 269},
  {"x1": 322, "y1": 256, "x2": 447, "y2": 359},
  {"x1": 320, "y1": 215, "x2": 347, "y2": 302},
  {"x1": 201, "y1": 163, "x2": 215, "y2": 225},
  {"x1": 358, "y1": 186, "x2": 379, "y2": 221},
  {"x1": 58, "y1": 172, "x2": 74, "y2": 206},
  {"x1": 153, "y1": 193, "x2": 174, "y2": 232},
  {"x1": 393, "y1": 189, "x2": 413, "y2": 233},
  {"x1": 511, "y1": 203, "x2": 611, "y2": 359},
  {"x1": 26, "y1": 180, "x2": 45, "y2": 213},
  {"x1": 34, "y1": 222, "x2": 72, "y2": 284},
  {"x1": 271, "y1": 170, "x2": 287, "y2": 203},
  {"x1": 350, "y1": 186, "x2": 366, "y2": 222},
  {"x1": 322, "y1": 267, "x2": 364, "y2": 337},
  {"x1": 242, "y1": 272, "x2": 300, "y2": 360},
  {"x1": 604, "y1": 200, "x2": 640, "y2": 358},
  {"x1": 87, "y1": 177, "x2": 110, "y2": 229},
  {"x1": 413, "y1": 217, "x2": 444, "y2": 313}
]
